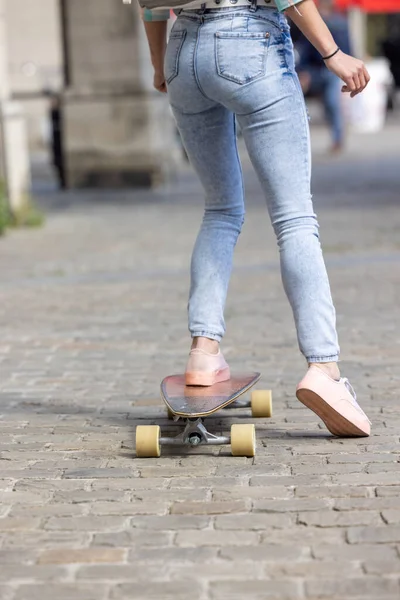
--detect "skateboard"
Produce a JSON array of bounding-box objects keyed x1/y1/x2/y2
[{"x1": 135, "y1": 373, "x2": 272, "y2": 458}]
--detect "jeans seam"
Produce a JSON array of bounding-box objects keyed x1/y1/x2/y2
[
  {"x1": 193, "y1": 23, "x2": 214, "y2": 101},
  {"x1": 307, "y1": 355, "x2": 339, "y2": 362},
  {"x1": 191, "y1": 331, "x2": 222, "y2": 340}
]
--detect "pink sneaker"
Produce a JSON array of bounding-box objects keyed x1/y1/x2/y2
[
  {"x1": 185, "y1": 348, "x2": 230, "y2": 387},
  {"x1": 296, "y1": 366, "x2": 371, "y2": 437}
]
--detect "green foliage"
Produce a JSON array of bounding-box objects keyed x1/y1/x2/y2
[
  {"x1": 0, "y1": 181, "x2": 45, "y2": 234},
  {"x1": 11, "y1": 199, "x2": 45, "y2": 229},
  {"x1": 0, "y1": 181, "x2": 11, "y2": 235}
]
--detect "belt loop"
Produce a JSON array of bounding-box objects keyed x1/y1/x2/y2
[
  {"x1": 249, "y1": 0, "x2": 258, "y2": 13},
  {"x1": 199, "y1": 2, "x2": 206, "y2": 22}
]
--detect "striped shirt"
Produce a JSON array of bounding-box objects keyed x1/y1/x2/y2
[{"x1": 140, "y1": 0, "x2": 304, "y2": 21}]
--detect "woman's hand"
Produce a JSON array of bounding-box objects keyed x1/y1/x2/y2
[
  {"x1": 154, "y1": 69, "x2": 167, "y2": 93},
  {"x1": 325, "y1": 50, "x2": 370, "y2": 98}
]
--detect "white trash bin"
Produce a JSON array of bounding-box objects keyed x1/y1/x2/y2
[{"x1": 347, "y1": 57, "x2": 394, "y2": 133}]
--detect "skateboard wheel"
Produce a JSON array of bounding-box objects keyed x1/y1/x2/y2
[
  {"x1": 251, "y1": 390, "x2": 273, "y2": 418},
  {"x1": 231, "y1": 424, "x2": 256, "y2": 457},
  {"x1": 136, "y1": 425, "x2": 161, "y2": 458}
]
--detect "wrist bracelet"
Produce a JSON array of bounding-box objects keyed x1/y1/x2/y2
[{"x1": 322, "y1": 47, "x2": 340, "y2": 61}]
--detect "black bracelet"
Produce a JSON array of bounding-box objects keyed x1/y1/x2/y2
[{"x1": 322, "y1": 47, "x2": 340, "y2": 61}]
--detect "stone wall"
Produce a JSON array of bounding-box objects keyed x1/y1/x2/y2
[{"x1": 62, "y1": 0, "x2": 180, "y2": 188}]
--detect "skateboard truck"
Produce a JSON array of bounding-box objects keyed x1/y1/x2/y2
[{"x1": 159, "y1": 418, "x2": 230, "y2": 448}]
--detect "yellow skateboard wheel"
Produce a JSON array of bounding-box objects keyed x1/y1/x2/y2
[
  {"x1": 231, "y1": 424, "x2": 256, "y2": 457},
  {"x1": 136, "y1": 425, "x2": 161, "y2": 458},
  {"x1": 251, "y1": 390, "x2": 273, "y2": 418}
]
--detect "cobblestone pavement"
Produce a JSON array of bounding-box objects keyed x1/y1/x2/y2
[{"x1": 0, "y1": 122, "x2": 400, "y2": 600}]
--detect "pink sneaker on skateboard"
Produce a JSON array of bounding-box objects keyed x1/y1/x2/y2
[
  {"x1": 185, "y1": 348, "x2": 230, "y2": 387},
  {"x1": 296, "y1": 366, "x2": 371, "y2": 437}
]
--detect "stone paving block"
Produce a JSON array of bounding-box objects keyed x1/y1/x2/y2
[
  {"x1": 8, "y1": 504, "x2": 86, "y2": 518},
  {"x1": 250, "y1": 475, "x2": 332, "y2": 487},
  {"x1": 13, "y1": 479, "x2": 87, "y2": 493},
  {"x1": 138, "y1": 466, "x2": 217, "y2": 478},
  {"x1": 363, "y1": 559, "x2": 400, "y2": 575},
  {"x1": 38, "y1": 548, "x2": 126, "y2": 564},
  {"x1": 305, "y1": 576, "x2": 400, "y2": 598},
  {"x1": 91, "y1": 477, "x2": 170, "y2": 491},
  {"x1": 216, "y1": 464, "x2": 291, "y2": 478},
  {"x1": 170, "y1": 501, "x2": 249, "y2": 515},
  {"x1": 220, "y1": 544, "x2": 311, "y2": 561},
  {"x1": 209, "y1": 579, "x2": 303, "y2": 599},
  {"x1": 13, "y1": 584, "x2": 110, "y2": 600},
  {"x1": 347, "y1": 526, "x2": 400, "y2": 544},
  {"x1": 216, "y1": 486, "x2": 294, "y2": 502},
  {"x1": 111, "y1": 582, "x2": 206, "y2": 599},
  {"x1": 264, "y1": 559, "x2": 363, "y2": 578},
  {"x1": 76, "y1": 564, "x2": 170, "y2": 581},
  {"x1": 312, "y1": 544, "x2": 398, "y2": 561},
  {"x1": 331, "y1": 473, "x2": 400, "y2": 486},
  {"x1": 376, "y1": 486, "x2": 400, "y2": 497},
  {"x1": 0, "y1": 491, "x2": 54, "y2": 505},
  {"x1": 168, "y1": 561, "x2": 263, "y2": 581},
  {"x1": 382, "y1": 510, "x2": 400, "y2": 524},
  {"x1": 88, "y1": 501, "x2": 170, "y2": 516},
  {"x1": 295, "y1": 486, "x2": 372, "y2": 498},
  {"x1": 328, "y1": 453, "x2": 400, "y2": 464},
  {"x1": 0, "y1": 518, "x2": 42, "y2": 531},
  {"x1": 169, "y1": 477, "x2": 248, "y2": 489},
  {"x1": 128, "y1": 546, "x2": 218, "y2": 565},
  {"x1": 92, "y1": 530, "x2": 173, "y2": 548},
  {"x1": 44, "y1": 516, "x2": 129, "y2": 531},
  {"x1": 132, "y1": 515, "x2": 210, "y2": 530},
  {"x1": 0, "y1": 565, "x2": 67, "y2": 582},
  {"x1": 253, "y1": 498, "x2": 332, "y2": 513},
  {"x1": 335, "y1": 497, "x2": 400, "y2": 511},
  {"x1": 0, "y1": 586, "x2": 15, "y2": 600},
  {"x1": 0, "y1": 469, "x2": 64, "y2": 479},
  {"x1": 0, "y1": 550, "x2": 39, "y2": 565},
  {"x1": 0, "y1": 480, "x2": 14, "y2": 491},
  {"x1": 52, "y1": 490, "x2": 131, "y2": 503},
  {"x1": 215, "y1": 513, "x2": 293, "y2": 530},
  {"x1": 366, "y1": 462, "x2": 400, "y2": 474},
  {"x1": 0, "y1": 531, "x2": 92, "y2": 549},
  {"x1": 63, "y1": 468, "x2": 139, "y2": 479},
  {"x1": 298, "y1": 510, "x2": 383, "y2": 527},
  {"x1": 131, "y1": 488, "x2": 210, "y2": 502},
  {"x1": 260, "y1": 527, "x2": 345, "y2": 545},
  {"x1": 175, "y1": 530, "x2": 259, "y2": 547}
]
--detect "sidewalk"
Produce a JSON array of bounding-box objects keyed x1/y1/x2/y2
[{"x1": 0, "y1": 121, "x2": 399, "y2": 600}]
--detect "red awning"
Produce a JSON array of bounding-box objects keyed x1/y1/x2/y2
[{"x1": 335, "y1": 0, "x2": 400, "y2": 11}]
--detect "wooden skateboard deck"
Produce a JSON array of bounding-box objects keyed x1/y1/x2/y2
[{"x1": 161, "y1": 372, "x2": 261, "y2": 418}]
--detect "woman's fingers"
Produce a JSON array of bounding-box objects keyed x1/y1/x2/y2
[{"x1": 327, "y1": 52, "x2": 371, "y2": 97}]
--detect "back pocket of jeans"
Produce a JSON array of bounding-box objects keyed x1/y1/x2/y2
[
  {"x1": 165, "y1": 30, "x2": 187, "y2": 85},
  {"x1": 215, "y1": 31, "x2": 270, "y2": 85}
]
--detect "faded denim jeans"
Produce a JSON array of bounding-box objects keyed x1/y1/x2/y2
[{"x1": 165, "y1": 6, "x2": 340, "y2": 363}]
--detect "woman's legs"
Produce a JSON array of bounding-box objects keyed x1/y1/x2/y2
[{"x1": 236, "y1": 74, "x2": 340, "y2": 377}]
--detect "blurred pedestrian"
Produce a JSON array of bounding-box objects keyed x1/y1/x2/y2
[
  {"x1": 382, "y1": 16, "x2": 400, "y2": 90},
  {"x1": 45, "y1": 91, "x2": 66, "y2": 190},
  {"x1": 296, "y1": 0, "x2": 352, "y2": 152},
  {"x1": 139, "y1": 0, "x2": 371, "y2": 437}
]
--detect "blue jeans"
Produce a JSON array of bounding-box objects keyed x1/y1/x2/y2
[
  {"x1": 323, "y1": 69, "x2": 344, "y2": 146},
  {"x1": 301, "y1": 66, "x2": 344, "y2": 146},
  {"x1": 165, "y1": 6, "x2": 340, "y2": 363}
]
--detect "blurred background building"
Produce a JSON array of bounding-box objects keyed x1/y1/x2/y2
[{"x1": 0, "y1": 0, "x2": 399, "y2": 199}]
